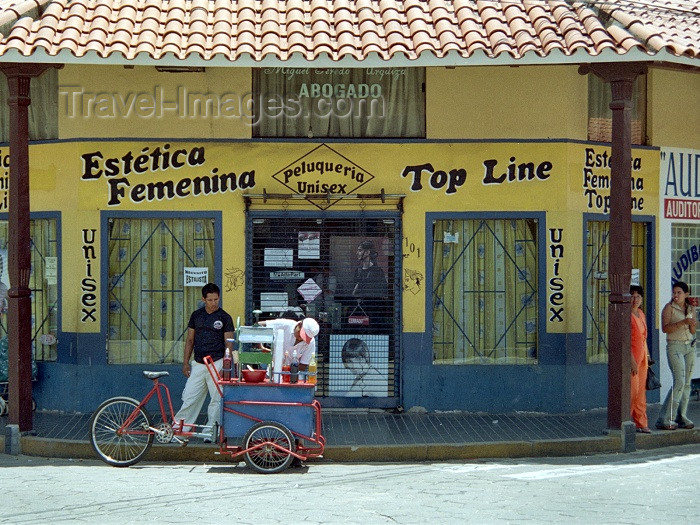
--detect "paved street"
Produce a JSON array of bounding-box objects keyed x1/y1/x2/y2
[{"x1": 1, "y1": 444, "x2": 698, "y2": 524}]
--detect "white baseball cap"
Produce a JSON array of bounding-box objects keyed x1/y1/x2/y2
[{"x1": 300, "y1": 317, "x2": 320, "y2": 343}]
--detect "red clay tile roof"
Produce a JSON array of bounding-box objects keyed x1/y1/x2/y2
[{"x1": 0, "y1": 0, "x2": 697, "y2": 65}]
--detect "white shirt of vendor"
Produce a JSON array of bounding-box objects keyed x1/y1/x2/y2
[{"x1": 265, "y1": 318, "x2": 316, "y2": 366}]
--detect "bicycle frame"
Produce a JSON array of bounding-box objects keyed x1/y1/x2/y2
[{"x1": 119, "y1": 375, "x2": 205, "y2": 439}]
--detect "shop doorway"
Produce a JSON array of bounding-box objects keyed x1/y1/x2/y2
[{"x1": 247, "y1": 213, "x2": 401, "y2": 408}]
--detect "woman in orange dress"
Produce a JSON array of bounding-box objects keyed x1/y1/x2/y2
[{"x1": 630, "y1": 285, "x2": 651, "y2": 433}]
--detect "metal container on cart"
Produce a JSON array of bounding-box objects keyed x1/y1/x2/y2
[{"x1": 221, "y1": 382, "x2": 315, "y2": 441}]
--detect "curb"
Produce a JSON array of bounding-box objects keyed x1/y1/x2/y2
[
  {"x1": 3, "y1": 436, "x2": 620, "y2": 464},
  {"x1": 2, "y1": 430, "x2": 698, "y2": 464}
]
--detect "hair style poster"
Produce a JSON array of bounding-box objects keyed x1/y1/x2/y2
[
  {"x1": 328, "y1": 334, "x2": 388, "y2": 397},
  {"x1": 329, "y1": 236, "x2": 389, "y2": 296}
]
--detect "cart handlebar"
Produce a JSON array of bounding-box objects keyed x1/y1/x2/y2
[{"x1": 203, "y1": 355, "x2": 224, "y2": 398}]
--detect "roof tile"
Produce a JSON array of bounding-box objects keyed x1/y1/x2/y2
[{"x1": 0, "y1": 0, "x2": 696, "y2": 63}]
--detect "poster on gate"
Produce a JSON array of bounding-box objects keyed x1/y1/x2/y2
[{"x1": 328, "y1": 334, "x2": 388, "y2": 397}]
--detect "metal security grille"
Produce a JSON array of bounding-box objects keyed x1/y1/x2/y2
[
  {"x1": 432, "y1": 218, "x2": 539, "y2": 365},
  {"x1": 248, "y1": 215, "x2": 400, "y2": 405},
  {"x1": 585, "y1": 220, "x2": 648, "y2": 363},
  {"x1": 671, "y1": 223, "x2": 700, "y2": 290},
  {"x1": 671, "y1": 223, "x2": 700, "y2": 362},
  {"x1": 0, "y1": 218, "x2": 58, "y2": 361},
  {"x1": 107, "y1": 217, "x2": 216, "y2": 364}
]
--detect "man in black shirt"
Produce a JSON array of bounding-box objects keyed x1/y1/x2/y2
[{"x1": 173, "y1": 283, "x2": 234, "y2": 440}]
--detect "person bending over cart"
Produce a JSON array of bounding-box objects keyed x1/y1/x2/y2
[
  {"x1": 257, "y1": 316, "x2": 320, "y2": 467},
  {"x1": 173, "y1": 282, "x2": 235, "y2": 441},
  {"x1": 258, "y1": 317, "x2": 320, "y2": 374}
]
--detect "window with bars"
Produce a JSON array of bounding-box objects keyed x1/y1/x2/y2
[
  {"x1": 585, "y1": 220, "x2": 648, "y2": 363},
  {"x1": 671, "y1": 223, "x2": 700, "y2": 312},
  {"x1": 431, "y1": 218, "x2": 539, "y2": 365},
  {"x1": 249, "y1": 215, "x2": 400, "y2": 399},
  {"x1": 0, "y1": 218, "x2": 58, "y2": 361},
  {"x1": 107, "y1": 217, "x2": 216, "y2": 364}
]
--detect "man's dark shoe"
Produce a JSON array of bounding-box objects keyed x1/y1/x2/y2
[{"x1": 676, "y1": 422, "x2": 695, "y2": 429}]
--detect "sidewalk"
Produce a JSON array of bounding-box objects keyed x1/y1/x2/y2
[{"x1": 2, "y1": 401, "x2": 699, "y2": 463}]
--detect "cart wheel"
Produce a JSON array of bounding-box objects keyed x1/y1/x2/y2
[
  {"x1": 89, "y1": 397, "x2": 153, "y2": 467},
  {"x1": 243, "y1": 421, "x2": 295, "y2": 474}
]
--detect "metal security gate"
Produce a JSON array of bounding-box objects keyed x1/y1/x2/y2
[
  {"x1": 106, "y1": 217, "x2": 216, "y2": 364},
  {"x1": 584, "y1": 219, "x2": 648, "y2": 363},
  {"x1": 431, "y1": 218, "x2": 539, "y2": 365},
  {"x1": 247, "y1": 213, "x2": 401, "y2": 408},
  {"x1": 0, "y1": 217, "x2": 58, "y2": 361}
]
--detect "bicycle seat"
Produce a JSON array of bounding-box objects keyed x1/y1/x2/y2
[{"x1": 143, "y1": 371, "x2": 170, "y2": 379}]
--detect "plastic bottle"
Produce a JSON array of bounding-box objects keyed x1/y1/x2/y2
[
  {"x1": 222, "y1": 348, "x2": 232, "y2": 381},
  {"x1": 290, "y1": 349, "x2": 299, "y2": 384},
  {"x1": 282, "y1": 350, "x2": 291, "y2": 383},
  {"x1": 308, "y1": 351, "x2": 317, "y2": 385}
]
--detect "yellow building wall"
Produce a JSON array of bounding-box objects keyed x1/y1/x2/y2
[
  {"x1": 647, "y1": 68, "x2": 700, "y2": 149},
  {"x1": 24, "y1": 139, "x2": 658, "y2": 336},
  {"x1": 426, "y1": 66, "x2": 588, "y2": 140},
  {"x1": 30, "y1": 64, "x2": 679, "y2": 335},
  {"x1": 57, "y1": 65, "x2": 595, "y2": 142},
  {"x1": 58, "y1": 65, "x2": 252, "y2": 140}
]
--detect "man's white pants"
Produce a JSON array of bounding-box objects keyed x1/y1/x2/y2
[{"x1": 173, "y1": 358, "x2": 223, "y2": 429}]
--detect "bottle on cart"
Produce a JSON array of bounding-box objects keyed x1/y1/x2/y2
[
  {"x1": 222, "y1": 348, "x2": 232, "y2": 381},
  {"x1": 290, "y1": 349, "x2": 299, "y2": 384},
  {"x1": 308, "y1": 351, "x2": 317, "y2": 385},
  {"x1": 282, "y1": 350, "x2": 291, "y2": 383}
]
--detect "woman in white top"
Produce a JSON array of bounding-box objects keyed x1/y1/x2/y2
[{"x1": 655, "y1": 281, "x2": 697, "y2": 430}]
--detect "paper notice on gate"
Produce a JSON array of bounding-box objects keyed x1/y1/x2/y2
[
  {"x1": 298, "y1": 231, "x2": 320, "y2": 259},
  {"x1": 264, "y1": 248, "x2": 293, "y2": 268},
  {"x1": 45, "y1": 257, "x2": 58, "y2": 285},
  {"x1": 184, "y1": 267, "x2": 208, "y2": 287},
  {"x1": 297, "y1": 278, "x2": 322, "y2": 302}
]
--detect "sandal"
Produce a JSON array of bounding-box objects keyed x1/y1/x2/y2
[{"x1": 636, "y1": 427, "x2": 652, "y2": 434}]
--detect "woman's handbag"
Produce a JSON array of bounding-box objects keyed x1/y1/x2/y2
[
  {"x1": 646, "y1": 363, "x2": 661, "y2": 391},
  {"x1": 347, "y1": 302, "x2": 370, "y2": 326}
]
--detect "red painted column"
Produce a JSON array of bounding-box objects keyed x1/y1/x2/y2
[
  {"x1": 1, "y1": 63, "x2": 52, "y2": 431},
  {"x1": 5, "y1": 67, "x2": 33, "y2": 431},
  {"x1": 580, "y1": 63, "x2": 646, "y2": 431},
  {"x1": 606, "y1": 76, "x2": 634, "y2": 430}
]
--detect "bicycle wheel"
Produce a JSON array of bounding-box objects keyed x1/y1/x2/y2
[
  {"x1": 243, "y1": 421, "x2": 295, "y2": 474},
  {"x1": 89, "y1": 397, "x2": 153, "y2": 467}
]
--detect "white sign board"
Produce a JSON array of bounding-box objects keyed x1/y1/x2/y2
[
  {"x1": 631, "y1": 268, "x2": 639, "y2": 286},
  {"x1": 45, "y1": 256, "x2": 58, "y2": 285},
  {"x1": 264, "y1": 248, "x2": 293, "y2": 268},
  {"x1": 184, "y1": 267, "x2": 208, "y2": 287}
]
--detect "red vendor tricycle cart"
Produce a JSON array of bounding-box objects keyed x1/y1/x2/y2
[
  {"x1": 89, "y1": 326, "x2": 325, "y2": 474},
  {"x1": 203, "y1": 354, "x2": 325, "y2": 474}
]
